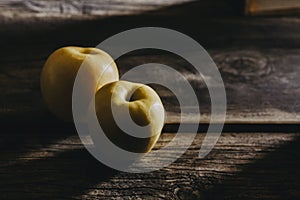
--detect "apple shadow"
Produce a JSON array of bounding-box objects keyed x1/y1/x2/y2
[{"x1": 0, "y1": 147, "x2": 117, "y2": 199}]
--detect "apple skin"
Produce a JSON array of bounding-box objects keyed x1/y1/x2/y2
[
  {"x1": 95, "y1": 81, "x2": 165, "y2": 153},
  {"x1": 40, "y1": 46, "x2": 119, "y2": 122}
]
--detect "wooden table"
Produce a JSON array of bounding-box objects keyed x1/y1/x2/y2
[{"x1": 1, "y1": 1, "x2": 300, "y2": 199}]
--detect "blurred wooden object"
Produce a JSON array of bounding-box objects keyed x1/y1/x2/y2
[
  {"x1": 0, "y1": 0, "x2": 212, "y2": 21},
  {"x1": 0, "y1": 0, "x2": 243, "y2": 23},
  {"x1": 245, "y1": 0, "x2": 300, "y2": 16},
  {"x1": 0, "y1": 0, "x2": 193, "y2": 22}
]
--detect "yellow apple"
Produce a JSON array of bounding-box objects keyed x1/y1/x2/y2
[
  {"x1": 40, "y1": 46, "x2": 119, "y2": 122},
  {"x1": 95, "y1": 81, "x2": 165, "y2": 153}
]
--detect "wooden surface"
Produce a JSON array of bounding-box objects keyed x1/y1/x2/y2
[
  {"x1": 0, "y1": 0, "x2": 193, "y2": 20},
  {"x1": 1, "y1": 131, "x2": 300, "y2": 199},
  {"x1": 1, "y1": 46, "x2": 300, "y2": 124},
  {"x1": 118, "y1": 48, "x2": 300, "y2": 124},
  {"x1": 1, "y1": 1, "x2": 300, "y2": 199},
  {"x1": 0, "y1": 0, "x2": 243, "y2": 22},
  {"x1": 0, "y1": 1, "x2": 299, "y2": 125}
]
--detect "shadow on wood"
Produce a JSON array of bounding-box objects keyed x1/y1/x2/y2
[
  {"x1": 202, "y1": 134, "x2": 300, "y2": 199},
  {"x1": 1, "y1": 132, "x2": 299, "y2": 199},
  {"x1": 0, "y1": 147, "x2": 117, "y2": 199}
]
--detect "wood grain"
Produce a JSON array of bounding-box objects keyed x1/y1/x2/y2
[
  {"x1": 1, "y1": 47, "x2": 300, "y2": 125},
  {"x1": 1, "y1": 131, "x2": 299, "y2": 199},
  {"x1": 118, "y1": 48, "x2": 300, "y2": 124},
  {"x1": 0, "y1": 0, "x2": 187, "y2": 16},
  {"x1": 0, "y1": 3, "x2": 299, "y2": 199},
  {"x1": 0, "y1": 0, "x2": 238, "y2": 22},
  {"x1": 1, "y1": 16, "x2": 300, "y2": 125}
]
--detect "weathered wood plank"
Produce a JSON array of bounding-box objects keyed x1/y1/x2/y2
[
  {"x1": 118, "y1": 48, "x2": 300, "y2": 124},
  {"x1": 0, "y1": 132, "x2": 299, "y2": 199},
  {"x1": 0, "y1": 9, "x2": 299, "y2": 125},
  {"x1": 0, "y1": 0, "x2": 187, "y2": 18},
  {"x1": 0, "y1": 0, "x2": 242, "y2": 22},
  {"x1": 1, "y1": 47, "x2": 300, "y2": 124},
  {"x1": 1, "y1": 12, "x2": 300, "y2": 49}
]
